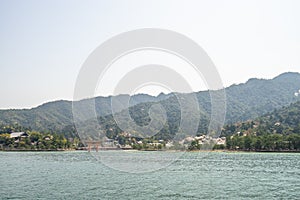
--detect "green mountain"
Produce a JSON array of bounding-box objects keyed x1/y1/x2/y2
[
  {"x1": 95, "y1": 93, "x2": 209, "y2": 141},
  {"x1": 0, "y1": 72, "x2": 300, "y2": 139},
  {"x1": 222, "y1": 100, "x2": 300, "y2": 137},
  {"x1": 224, "y1": 72, "x2": 300, "y2": 123},
  {"x1": 222, "y1": 100, "x2": 300, "y2": 151},
  {"x1": 77, "y1": 72, "x2": 300, "y2": 141},
  {"x1": 0, "y1": 94, "x2": 171, "y2": 136}
]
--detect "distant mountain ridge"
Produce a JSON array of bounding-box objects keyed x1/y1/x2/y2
[
  {"x1": 95, "y1": 72, "x2": 300, "y2": 140},
  {"x1": 0, "y1": 72, "x2": 300, "y2": 138},
  {"x1": 0, "y1": 93, "x2": 172, "y2": 136},
  {"x1": 223, "y1": 72, "x2": 300, "y2": 123}
]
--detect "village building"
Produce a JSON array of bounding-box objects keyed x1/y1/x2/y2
[{"x1": 10, "y1": 132, "x2": 29, "y2": 138}]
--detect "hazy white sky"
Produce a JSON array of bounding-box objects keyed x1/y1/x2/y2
[{"x1": 0, "y1": 0, "x2": 300, "y2": 109}]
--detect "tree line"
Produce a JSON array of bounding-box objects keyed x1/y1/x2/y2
[
  {"x1": 226, "y1": 134, "x2": 300, "y2": 151},
  {"x1": 0, "y1": 124, "x2": 79, "y2": 150}
]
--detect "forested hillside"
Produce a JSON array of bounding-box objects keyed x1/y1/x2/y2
[
  {"x1": 222, "y1": 100, "x2": 300, "y2": 137},
  {"x1": 0, "y1": 94, "x2": 170, "y2": 136},
  {"x1": 0, "y1": 72, "x2": 299, "y2": 139},
  {"x1": 83, "y1": 72, "x2": 300, "y2": 141},
  {"x1": 223, "y1": 100, "x2": 300, "y2": 151}
]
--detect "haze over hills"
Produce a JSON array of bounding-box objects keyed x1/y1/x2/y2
[{"x1": 0, "y1": 72, "x2": 300, "y2": 139}]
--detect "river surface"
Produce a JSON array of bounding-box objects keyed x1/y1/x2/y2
[{"x1": 0, "y1": 151, "x2": 299, "y2": 199}]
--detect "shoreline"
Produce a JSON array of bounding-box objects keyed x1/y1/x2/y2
[
  {"x1": 0, "y1": 149, "x2": 76, "y2": 152},
  {"x1": 1, "y1": 149, "x2": 300, "y2": 153}
]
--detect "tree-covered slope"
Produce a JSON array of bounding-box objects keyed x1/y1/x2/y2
[
  {"x1": 0, "y1": 72, "x2": 300, "y2": 138},
  {"x1": 86, "y1": 72, "x2": 300, "y2": 141},
  {"x1": 222, "y1": 100, "x2": 300, "y2": 151},
  {"x1": 224, "y1": 72, "x2": 300, "y2": 123},
  {"x1": 95, "y1": 94, "x2": 210, "y2": 141},
  {"x1": 0, "y1": 94, "x2": 170, "y2": 135},
  {"x1": 222, "y1": 100, "x2": 300, "y2": 137},
  {"x1": 193, "y1": 72, "x2": 300, "y2": 124}
]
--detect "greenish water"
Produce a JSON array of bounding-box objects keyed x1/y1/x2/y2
[{"x1": 0, "y1": 151, "x2": 299, "y2": 199}]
